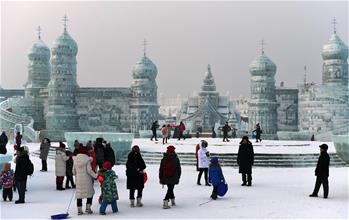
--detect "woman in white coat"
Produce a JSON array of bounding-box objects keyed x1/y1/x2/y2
[
  {"x1": 197, "y1": 140, "x2": 211, "y2": 186},
  {"x1": 73, "y1": 146, "x2": 97, "y2": 215},
  {"x1": 55, "y1": 142, "x2": 69, "y2": 190}
]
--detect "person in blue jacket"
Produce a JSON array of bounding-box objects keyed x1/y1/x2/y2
[{"x1": 208, "y1": 157, "x2": 225, "y2": 200}]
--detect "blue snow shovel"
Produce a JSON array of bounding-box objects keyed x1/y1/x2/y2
[{"x1": 51, "y1": 190, "x2": 75, "y2": 219}]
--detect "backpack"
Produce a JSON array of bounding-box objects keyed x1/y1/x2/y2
[
  {"x1": 26, "y1": 159, "x2": 34, "y2": 176},
  {"x1": 163, "y1": 159, "x2": 175, "y2": 177}
]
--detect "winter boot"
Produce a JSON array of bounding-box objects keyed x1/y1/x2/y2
[
  {"x1": 170, "y1": 198, "x2": 176, "y2": 206},
  {"x1": 56, "y1": 181, "x2": 59, "y2": 190},
  {"x1": 57, "y1": 183, "x2": 65, "y2": 191},
  {"x1": 163, "y1": 200, "x2": 171, "y2": 209},
  {"x1": 130, "y1": 199, "x2": 135, "y2": 207},
  {"x1": 136, "y1": 197, "x2": 143, "y2": 207},
  {"x1": 85, "y1": 204, "x2": 93, "y2": 214},
  {"x1": 210, "y1": 193, "x2": 217, "y2": 200},
  {"x1": 77, "y1": 207, "x2": 83, "y2": 215}
]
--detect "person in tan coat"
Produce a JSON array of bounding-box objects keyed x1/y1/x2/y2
[
  {"x1": 55, "y1": 142, "x2": 69, "y2": 190},
  {"x1": 73, "y1": 146, "x2": 97, "y2": 215}
]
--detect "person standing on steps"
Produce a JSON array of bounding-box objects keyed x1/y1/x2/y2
[
  {"x1": 237, "y1": 136, "x2": 254, "y2": 186},
  {"x1": 253, "y1": 123, "x2": 262, "y2": 143},
  {"x1": 126, "y1": 145, "x2": 146, "y2": 208},
  {"x1": 39, "y1": 138, "x2": 50, "y2": 172},
  {"x1": 178, "y1": 121, "x2": 186, "y2": 140},
  {"x1": 309, "y1": 144, "x2": 330, "y2": 199},
  {"x1": 159, "y1": 145, "x2": 181, "y2": 209},
  {"x1": 197, "y1": 140, "x2": 211, "y2": 186},
  {"x1": 222, "y1": 122, "x2": 231, "y2": 142},
  {"x1": 150, "y1": 120, "x2": 159, "y2": 141}
]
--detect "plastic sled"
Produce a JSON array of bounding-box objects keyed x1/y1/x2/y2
[
  {"x1": 51, "y1": 213, "x2": 69, "y2": 219},
  {"x1": 217, "y1": 182, "x2": 228, "y2": 197}
]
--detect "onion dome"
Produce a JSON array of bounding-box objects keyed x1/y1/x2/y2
[
  {"x1": 322, "y1": 34, "x2": 348, "y2": 60},
  {"x1": 28, "y1": 39, "x2": 50, "y2": 60},
  {"x1": 52, "y1": 30, "x2": 78, "y2": 56},
  {"x1": 132, "y1": 55, "x2": 158, "y2": 79},
  {"x1": 249, "y1": 53, "x2": 276, "y2": 76}
]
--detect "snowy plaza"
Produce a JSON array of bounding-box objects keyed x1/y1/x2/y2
[{"x1": 1, "y1": 139, "x2": 348, "y2": 219}]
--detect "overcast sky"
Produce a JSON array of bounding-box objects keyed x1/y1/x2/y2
[{"x1": 1, "y1": 1, "x2": 348, "y2": 98}]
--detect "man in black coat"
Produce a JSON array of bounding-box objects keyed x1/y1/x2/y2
[
  {"x1": 150, "y1": 121, "x2": 159, "y2": 141},
  {"x1": 309, "y1": 144, "x2": 330, "y2": 199},
  {"x1": 237, "y1": 136, "x2": 254, "y2": 186},
  {"x1": 104, "y1": 143, "x2": 116, "y2": 165},
  {"x1": 14, "y1": 147, "x2": 30, "y2": 204},
  {"x1": 0, "y1": 131, "x2": 8, "y2": 154},
  {"x1": 253, "y1": 123, "x2": 262, "y2": 143},
  {"x1": 94, "y1": 138, "x2": 105, "y2": 169},
  {"x1": 222, "y1": 122, "x2": 231, "y2": 142}
]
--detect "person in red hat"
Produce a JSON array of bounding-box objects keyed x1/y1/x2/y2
[
  {"x1": 55, "y1": 142, "x2": 69, "y2": 190},
  {"x1": 159, "y1": 145, "x2": 181, "y2": 209}
]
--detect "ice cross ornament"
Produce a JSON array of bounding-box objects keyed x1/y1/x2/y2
[
  {"x1": 260, "y1": 39, "x2": 266, "y2": 55},
  {"x1": 62, "y1": 14, "x2": 69, "y2": 31},
  {"x1": 331, "y1": 17, "x2": 337, "y2": 34},
  {"x1": 143, "y1": 39, "x2": 148, "y2": 56}
]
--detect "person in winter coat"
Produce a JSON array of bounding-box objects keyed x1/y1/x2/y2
[
  {"x1": 208, "y1": 157, "x2": 225, "y2": 200},
  {"x1": 197, "y1": 140, "x2": 211, "y2": 186},
  {"x1": 150, "y1": 120, "x2": 159, "y2": 141},
  {"x1": 65, "y1": 150, "x2": 75, "y2": 189},
  {"x1": 126, "y1": 145, "x2": 146, "y2": 207},
  {"x1": 95, "y1": 138, "x2": 105, "y2": 169},
  {"x1": 0, "y1": 131, "x2": 8, "y2": 154},
  {"x1": 39, "y1": 138, "x2": 50, "y2": 172},
  {"x1": 73, "y1": 140, "x2": 80, "y2": 156},
  {"x1": 98, "y1": 161, "x2": 118, "y2": 215},
  {"x1": 14, "y1": 147, "x2": 30, "y2": 204},
  {"x1": 55, "y1": 142, "x2": 69, "y2": 190},
  {"x1": 15, "y1": 132, "x2": 22, "y2": 148},
  {"x1": 104, "y1": 143, "x2": 116, "y2": 165},
  {"x1": 177, "y1": 121, "x2": 186, "y2": 140},
  {"x1": 222, "y1": 122, "x2": 231, "y2": 142},
  {"x1": 167, "y1": 124, "x2": 172, "y2": 140},
  {"x1": 211, "y1": 127, "x2": 216, "y2": 138},
  {"x1": 87, "y1": 145, "x2": 97, "y2": 173},
  {"x1": 309, "y1": 144, "x2": 330, "y2": 199},
  {"x1": 237, "y1": 136, "x2": 254, "y2": 186},
  {"x1": 161, "y1": 125, "x2": 169, "y2": 145},
  {"x1": 73, "y1": 146, "x2": 97, "y2": 215},
  {"x1": 253, "y1": 123, "x2": 262, "y2": 143},
  {"x1": 0, "y1": 163, "x2": 14, "y2": 201},
  {"x1": 159, "y1": 145, "x2": 181, "y2": 209}
]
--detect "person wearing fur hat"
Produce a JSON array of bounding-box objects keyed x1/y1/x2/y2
[
  {"x1": 98, "y1": 161, "x2": 118, "y2": 215},
  {"x1": 197, "y1": 140, "x2": 211, "y2": 186},
  {"x1": 208, "y1": 157, "x2": 225, "y2": 200},
  {"x1": 14, "y1": 147, "x2": 30, "y2": 203},
  {"x1": 126, "y1": 145, "x2": 146, "y2": 207},
  {"x1": 309, "y1": 144, "x2": 330, "y2": 199},
  {"x1": 55, "y1": 142, "x2": 69, "y2": 190},
  {"x1": 0, "y1": 163, "x2": 14, "y2": 201},
  {"x1": 73, "y1": 146, "x2": 97, "y2": 215},
  {"x1": 237, "y1": 136, "x2": 254, "y2": 186},
  {"x1": 159, "y1": 145, "x2": 181, "y2": 209}
]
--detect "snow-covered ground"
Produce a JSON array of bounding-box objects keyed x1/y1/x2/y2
[
  {"x1": 132, "y1": 138, "x2": 336, "y2": 154},
  {"x1": 1, "y1": 143, "x2": 348, "y2": 219}
]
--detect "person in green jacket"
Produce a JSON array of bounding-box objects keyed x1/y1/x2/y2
[{"x1": 98, "y1": 161, "x2": 118, "y2": 215}]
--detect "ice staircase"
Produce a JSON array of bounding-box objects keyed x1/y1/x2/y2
[
  {"x1": 119, "y1": 151, "x2": 348, "y2": 167},
  {"x1": 0, "y1": 99, "x2": 39, "y2": 142}
]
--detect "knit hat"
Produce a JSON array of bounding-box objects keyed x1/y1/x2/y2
[
  {"x1": 103, "y1": 161, "x2": 113, "y2": 170},
  {"x1": 240, "y1": 136, "x2": 251, "y2": 144},
  {"x1": 132, "y1": 145, "x2": 140, "y2": 152},
  {"x1": 167, "y1": 145, "x2": 176, "y2": 153},
  {"x1": 59, "y1": 142, "x2": 66, "y2": 148},
  {"x1": 78, "y1": 147, "x2": 88, "y2": 155},
  {"x1": 319, "y1": 144, "x2": 328, "y2": 151}
]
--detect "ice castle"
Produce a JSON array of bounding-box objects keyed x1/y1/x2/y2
[{"x1": 0, "y1": 17, "x2": 348, "y2": 141}]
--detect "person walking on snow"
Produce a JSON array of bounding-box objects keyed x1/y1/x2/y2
[
  {"x1": 55, "y1": 142, "x2": 69, "y2": 190},
  {"x1": 309, "y1": 144, "x2": 330, "y2": 199},
  {"x1": 197, "y1": 140, "x2": 211, "y2": 186},
  {"x1": 222, "y1": 122, "x2": 231, "y2": 142},
  {"x1": 177, "y1": 121, "x2": 186, "y2": 140},
  {"x1": 253, "y1": 123, "x2": 262, "y2": 143},
  {"x1": 73, "y1": 146, "x2": 97, "y2": 215},
  {"x1": 98, "y1": 161, "x2": 119, "y2": 215},
  {"x1": 161, "y1": 125, "x2": 169, "y2": 144},
  {"x1": 39, "y1": 138, "x2": 50, "y2": 172},
  {"x1": 126, "y1": 145, "x2": 146, "y2": 207},
  {"x1": 208, "y1": 157, "x2": 225, "y2": 200},
  {"x1": 150, "y1": 120, "x2": 160, "y2": 141},
  {"x1": 237, "y1": 136, "x2": 254, "y2": 186},
  {"x1": 159, "y1": 145, "x2": 181, "y2": 209}
]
